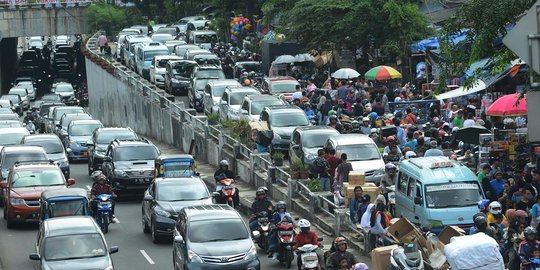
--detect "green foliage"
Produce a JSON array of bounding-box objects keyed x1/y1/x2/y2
[
  {"x1": 207, "y1": 112, "x2": 220, "y2": 123},
  {"x1": 221, "y1": 118, "x2": 235, "y2": 128},
  {"x1": 87, "y1": 4, "x2": 143, "y2": 35},
  {"x1": 232, "y1": 119, "x2": 251, "y2": 140},
  {"x1": 290, "y1": 160, "x2": 309, "y2": 172},
  {"x1": 308, "y1": 178, "x2": 321, "y2": 192},
  {"x1": 272, "y1": 151, "x2": 284, "y2": 161},
  {"x1": 437, "y1": 0, "x2": 535, "y2": 91}
]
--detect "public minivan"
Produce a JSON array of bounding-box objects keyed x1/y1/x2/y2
[
  {"x1": 134, "y1": 42, "x2": 170, "y2": 80},
  {"x1": 394, "y1": 156, "x2": 485, "y2": 232}
]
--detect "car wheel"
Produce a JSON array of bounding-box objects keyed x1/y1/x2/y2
[
  {"x1": 87, "y1": 162, "x2": 93, "y2": 176},
  {"x1": 6, "y1": 210, "x2": 15, "y2": 229},
  {"x1": 3, "y1": 207, "x2": 6, "y2": 220},
  {"x1": 142, "y1": 210, "x2": 150, "y2": 234},
  {"x1": 151, "y1": 220, "x2": 161, "y2": 244}
]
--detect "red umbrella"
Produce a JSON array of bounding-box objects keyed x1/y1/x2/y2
[{"x1": 486, "y1": 93, "x2": 527, "y2": 116}]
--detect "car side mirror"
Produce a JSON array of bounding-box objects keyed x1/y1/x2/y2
[
  {"x1": 220, "y1": 100, "x2": 227, "y2": 105},
  {"x1": 0, "y1": 182, "x2": 7, "y2": 188},
  {"x1": 143, "y1": 194, "x2": 154, "y2": 201},
  {"x1": 252, "y1": 231, "x2": 260, "y2": 239},
  {"x1": 109, "y1": 246, "x2": 119, "y2": 254},
  {"x1": 29, "y1": 253, "x2": 40, "y2": 260},
  {"x1": 292, "y1": 145, "x2": 300, "y2": 150},
  {"x1": 174, "y1": 235, "x2": 184, "y2": 243},
  {"x1": 67, "y1": 178, "x2": 75, "y2": 186},
  {"x1": 414, "y1": 197, "x2": 423, "y2": 205}
]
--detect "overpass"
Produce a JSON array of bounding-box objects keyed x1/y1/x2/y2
[{"x1": 0, "y1": 0, "x2": 91, "y2": 92}]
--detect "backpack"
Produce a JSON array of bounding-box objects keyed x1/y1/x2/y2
[
  {"x1": 378, "y1": 211, "x2": 391, "y2": 228},
  {"x1": 311, "y1": 158, "x2": 327, "y2": 175}
]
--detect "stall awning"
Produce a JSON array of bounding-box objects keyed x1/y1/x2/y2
[{"x1": 435, "y1": 72, "x2": 505, "y2": 100}]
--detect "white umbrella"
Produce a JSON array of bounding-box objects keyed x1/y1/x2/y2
[
  {"x1": 294, "y1": 53, "x2": 314, "y2": 62},
  {"x1": 331, "y1": 68, "x2": 360, "y2": 79},
  {"x1": 273, "y1": 55, "x2": 295, "y2": 64}
]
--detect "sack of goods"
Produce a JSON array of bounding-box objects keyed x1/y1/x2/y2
[
  {"x1": 256, "y1": 130, "x2": 274, "y2": 147},
  {"x1": 444, "y1": 232, "x2": 504, "y2": 270}
]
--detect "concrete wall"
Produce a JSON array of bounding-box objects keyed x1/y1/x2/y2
[
  {"x1": 0, "y1": 38, "x2": 17, "y2": 93},
  {"x1": 0, "y1": 7, "x2": 88, "y2": 38}
]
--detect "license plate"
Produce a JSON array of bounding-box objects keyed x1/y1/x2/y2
[{"x1": 82, "y1": 151, "x2": 88, "y2": 156}]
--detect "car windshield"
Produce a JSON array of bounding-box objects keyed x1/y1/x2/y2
[
  {"x1": 230, "y1": 92, "x2": 254, "y2": 105},
  {"x1": 194, "y1": 34, "x2": 217, "y2": 44},
  {"x1": 25, "y1": 140, "x2": 64, "y2": 154},
  {"x1": 43, "y1": 234, "x2": 107, "y2": 261},
  {"x1": 157, "y1": 59, "x2": 170, "y2": 68},
  {"x1": 49, "y1": 200, "x2": 86, "y2": 217},
  {"x1": 303, "y1": 132, "x2": 338, "y2": 148},
  {"x1": 3, "y1": 132, "x2": 28, "y2": 146},
  {"x1": 194, "y1": 57, "x2": 220, "y2": 66},
  {"x1": 251, "y1": 100, "x2": 284, "y2": 115},
  {"x1": 2, "y1": 95, "x2": 19, "y2": 104},
  {"x1": 188, "y1": 219, "x2": 249, "y2": 243},
  {"x1": 0, "y1": 114, "x2": 19, "y2": 121},
  {"x1": 69, "y1": 124, "x2": 102, "y2": 136},
  {"x1": 271, "y1": 112, "x2": 309, "y2": 127},
  {"x1": 144, "y1": 50, "x2": 169, "y2": 61},
  {"x1": 2, "y1": 152, "x2": 48, "y2": 171},
  {"x1": 55, "y1": 108, "x2": 84, "y2": 121},
  {"x1": 10, "y1": 89, "x2": 26, "y2": 97},
  {"x1": 196, "y1": 70, "x2": 225, "y2": 79},
  {"x1": 114, "y1": 146, "x2": 159, "y2": 161},
  {"x1": 161, "y1": 161, "x2": 195, "y2": 177},
  {"x1": 55, "y1": 85, "x2": 73, "y2": 92},
  {"x1": 12, "y1": 170, "x2": 64, "y2": 187},
  {"x1": 157, "y1": 181, "x2": 208, "y2": 201},
  {"x1": 270, "y1": 82, "x2": 298, "y2": 94},
  {"x1": 194, "y1": 79, "x2": 209, "y2": 90},
  {"x1": 173, "y1": 64, "x2": 194, "y2": 77},
  {"x1": 0, "y1": 121, "x2": 21, "y2": 128},
  {"x1": 40, "y1": 105, "x2": 63, "y2": 117},
  {"x1": 336, "y1": 144, "x2": 380, "y2": 161},
  {"x1": 62, "y1": 116, "x2": 92, "y2": 129},
  {"x1": 425, "y1": 182, "x2": 483, "y2": 208},
  {"x1": 0, "y1": 108, "x2": 12, "y2": 113},
  {"x1": 96, "y1": 131, "x2": 137, "y2": 144},
  {"x1": 156, "y1": 28, "x2": 177, "y2": 36},
  {"x1": 41, "y1": 95, "x2": 61, "y2": 102}
]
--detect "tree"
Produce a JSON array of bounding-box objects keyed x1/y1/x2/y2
[
  {"x1": 437, "y1": 0, "x2": 536, "y2": 90},
  {"x1": 87, "y1": 4, "x2": 143, "y2": 35}
]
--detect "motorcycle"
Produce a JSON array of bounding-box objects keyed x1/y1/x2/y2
[
  {"x1": 382, "y1": 185, "x2": 396, "y2": 218},
  {"x1": 25, "y1": 120, "x2": 36, "y2": 134},
  {"x1": 275, "y1": 221, "x2": 296, "y2": 268},
  {"x1": 388, "y1": 243, "x2": 424, "y2": 270},
  {"x1": 94, "y1": 194, "x2": 113, "y2": 233},
  {"x1": 297, "y1": 242, "x2": 323, "y2": 270},
  {"x1": 215, "y1": 178, "x2": 238, "y2": 208},
  {"x1": 255, "y1": 211, "x2": 271, "y2": 250}
]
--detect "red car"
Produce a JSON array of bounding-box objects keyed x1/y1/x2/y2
[
  {"x1": 261, "y1": 76, "x2": 300, "y2": 101},
  {"x1": 1, "y1": 162, "x2": 75, "y2": 228}
]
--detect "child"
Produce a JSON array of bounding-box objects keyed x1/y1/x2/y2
[{"x1": 338, "y1": 258, "x2": 351, "y2": 270}]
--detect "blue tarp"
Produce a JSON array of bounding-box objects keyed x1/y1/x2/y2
[{"x1": 410, "y1": 30, "x2": 469, "y2": 53}]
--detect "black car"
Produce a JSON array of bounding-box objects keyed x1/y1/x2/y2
[
  {"x1": 188, "y1": 78, "x2": 212, "y2": 112},
  {"x1": 101, "y1": 139, "x2": 160, "y2": 197},
  {"x1": 37, "y1": 103, "x2": 65, "y2": 133},
  {"x1": 87, "y1": 127, "x2": 138, "y2": 175},
  {"x1": 164, "y1": 60, "x2": 198, "y2": 95},
  {"x1": 172, "y1": 205, "x2": 260, "y2": 270},
  {"x1": 142, "y1": 177, "x2": 213, "y2": 243}
]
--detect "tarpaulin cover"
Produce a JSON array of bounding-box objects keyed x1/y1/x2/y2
[{"x1": 444, "y1": 232, "x2": 504, "y2": 270}]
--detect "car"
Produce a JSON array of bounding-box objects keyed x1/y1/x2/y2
[
  {"x1": 175, "y1": 15, "x2": 206, "y2": 34},
  {"x1": 203, "y1": 79, "x2": 241, "y2": 115},
  {"x1": 37, "y1": 103, "x2": 65, "y2": 133},
  {"x1": 164, "y1": 40, "x2": 187, "y2": 54},
  {"x1": 172, "y1": 204, "x2": 260, "y2": 270},
  {"x1": 151, "y1": 33, "x2": 175, "y2": 44},
  {"x1": 0, "y1": 94, "x2": 23, "y2": 115},
  {"x1": 183, "y1": 49, "x2": 213, "y2": 61},
  {"x1": 219, "y1": 87, "x2": 260, "y2": 122},
  {"x1": 33, "y1": 93, "x2": 62, "y2": 110},
  {"x1": 187, "y1": 30, "x2": 218, "y2": 50},
  {"x1": 0, "y1": 99, "x2": 15, "y2": 113},
  {"x1": 56, "y1": 113, "x2": 93, "y2": 139},
  {"x1": 29, "y1": 216, "x2": 118, "y2": 269},
  {"x1": 114, "y1": 28, "x2": 142, "y2": 61},
  {"x1": 259, "y1": 105, "x2": 310, "y2": 154},
  {"x1": 134, "y1": 42, "x2": 170, "y2": 79},
  {"x1": 101, "y1": 139, "x2": 160, "y2": 196},
  {"x1": 48, "y1": 106, "x2": 85, "y2": 133},
  {"x1": 238, "y1": 95, "x2": 288, "y2": 122},
  {"x1": 0, "y1": 145, "x2": 48, "y2": 183},
  {"x1": 16, "y1": 81, "x2": 36, "y2": 101},
  {"x1": 28, "y1": 38, "x2": 44, "y2": 49},
  {"x1": 142, "y1": 177, "x2": 213, "y2": 243},
  {"x1": 165, "y1": 60, "x2": 198, "y2": 95},
  {"x1": 324, "y1": 134, "x2": 385, "y2": 183},
  {"x1": 0, "y1": 113, "x2": 19, "y2": 121},
  {"x1": 122, "y1": 35, "x2": 153, "y2": 69},
  {"x1": 51, "y1": 82, "x2": 76, "y2": 105},
  {"x1": 63, "y1": 119, "x2": 104, "y2": 161},
  {"x1": 155, "y1": 26, "x2": 180, "y2": 38},
  {"x1": 8, "y1": 87, "x2": 30, "y2": 110},
  {"x1": 260, "y1": 76, "x2": 301, "y2": 101},
  {"x1": 189, "y1": 77, "x2": 216, "y2": 112},
  {"x1": 193, "y1": 54, "x2": 221, "y2": 66},
  {"x1": 0, "y1": 127, "x2": 31, "y2": 147},
  {"x1": 149, "y1": 55, "x2": 181, "y2": 86},
  {"x1": 54, "y1": 35, "x2": 70, "y2": 47},
  {"x1": 1, "y1": 162, "x2": 75, "y2": 228},
  {"x1": 21, "y1": 134, "x2": 70, "y2": 177},
  {"x1": 289, "y1": 126, "x2": 341, "y2": 165},
  {"x1": 87, "y1": 127, "x2": 138, "y2": 175},
  {"x1": 0, "y1": 120, "x2": 22, "y2": 129},
  {"x1": 129, "y1": 25, "x2": 149, "y2": 35},
  {"x1": 174, "y1": 44, "x2": 201, "y2": 59}
]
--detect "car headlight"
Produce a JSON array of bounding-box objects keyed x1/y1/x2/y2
[
  {"x1": 114, "y1": 170, "x2": 128, "y2": 177},
  {"x1": 57, "y1": 157, "x2": 69, "y2": 167},
  {"x1": 187, "y1": 250, "x2": 203, "y2": 263},
  {"x1": 244, "y1": 245, "x2": 257, "y2": 261},
  {"x1": 373, "y1": 169, "x2": 385, "y2": 176},
  {"x1": 154, "y1": 206, "x2": 171, "y2": 218},
  {"x1": 10, "y1": 198, "x2": 25, "y2": 205}
]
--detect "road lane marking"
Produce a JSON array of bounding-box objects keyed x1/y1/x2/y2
[{"x1": 140, "y1": 250, "x2": 155, "y2": 265}]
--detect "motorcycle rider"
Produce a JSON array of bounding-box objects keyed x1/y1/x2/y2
[
  {"x1": 469, "y1": 212, "x2": 498, "y2": 240},
  {"x1": 249, "y1": 187, "x2": 273, "y2": 232},
  {"x1": 293, "y1": 219, "x2": 322, "y2": 270},
  {"x1": 326, "y1": 237, "x2": 357, "y2": 270},
  {"x1": 360, "y1": 117, "x2": 372, "y2": 135},
  {"x1": 328, "y1": 115, "x2": 344, "y2": 133},
  {"x1": 90, "y1": 171, "x2": 117, "y2": 222},
  {"x1": 381, "y1": 163, "x2": 397, "y2": 188},
  {"x1": 519, "y1": 227, "x2": 540, "y2": 269},
  {"x1": 214, "y1": 160, "x2": 239, "y2": 206},
  {"x1": 23, "y1": 108, "x2": 38, "y2": 122},
  {"x1": 303, "y1": 103, "x2": 316, "y2": 121},
  {"x1": 268, "y1": 201, "x2": 294, "y2": 260}
]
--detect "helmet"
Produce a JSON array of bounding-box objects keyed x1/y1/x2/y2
[
  {"x1": 524, "y1": 226, "x2": 537, "y2": 237},
  {"x1": 91, "y1": 170, "x2": 104, "y2": 181},
  {"x1": 352, "y1": 263, "x2": 369, "y2": 270},
  {"x1": 276, "y1": 201, "x2": 287, "y2": 212},
  {"x1": 386, "y1": 136, "x2": 395, "y2": 142},
  {"x1": 362, "y1": 117, "x2": 370, "y2": 122},
  {"x1": 515, "y1": 209, "x2": 529, "y2": 218},
  {"x1": 405, "y1": 151, "x2": 417, "y2": 159},
  {"x1": 243, "y1": 79, "x2": 251, "y2": 85},
  {"x1": 219, "y1": 160, "x2": 229, "y2": 167},
  {"x1": 351, "y1": 120, "x2": 360, "y2": 128},
  {"x1": 370, "y1": 128, "x2": 378, "y2": 134},
  {"x1": 328, "y1": 110, "x2": 336, "y2": 117},
  {"x1": 488, "y1": 201, "x2": 502, "y2": 215},
  {"x1": 304, "y1": 102, "x2": 311, "y2": 109},
  {"x1": 385, "y1": 163, "x2": 396, "y2": 171},
  {"x1": 477, "y1": 199, "x2": 490, "y2": 210},
  {"x1": 329, "y1": 115, "x2": 338, "y2": 121},
  {"x1": 256, "y1": 187, "x2": 266, "y2": 196},
  {"x1": 334, "y1": 236, "x2": 347, "y2": 247},
  {"x1": 298, "y1": 219, "x2": 311, "y2": 233},
  {"x1": 503, "y1": 118, "x2": 514, "y2": 125},
  {"x1": 473, "y1": 213, "x2": 487, "y2": 227}
]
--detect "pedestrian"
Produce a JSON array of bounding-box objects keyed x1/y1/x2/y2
[
  {"x1": 334, "y1": 153, "x2": 353, "y2": 191},
  {"x1": 372, "y1": 97, "x2": 385, "y2": 116},
  {"x1": 414, "y1": 136, "x2": 427, "y2": 157},
  {"x1": 292, "y1": 85, "x2": 303, "y2": 100},
  {"x1": 491, "y1": 171, "x2": 508, "y2": 198},
  {"x1": 453, "y1": 110, "x2": 464, "y2": 128},
  {"x1": 325, "y1": 149, "x2": 340, "y2": 189},
  {"x1": 404, "y1": 108, "x2": 417, "y2": 125},
  {"x1": 310, "y1": 149, "x2": 331, "y2": 192},
  {"x1": 424, "y1": 140, "x2": 443, "y2": 157},
  {"x1": 97, "y1": 33, "x2": 108, "y2": 53},
  {"x1": 463, "y1": 113, "x2": 476, "y2": 127},
  {"x1": 349, "y1": 187, "x2": 364, "y2": 226}
]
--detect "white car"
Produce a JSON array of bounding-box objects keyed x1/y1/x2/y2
[
  {"x1": 16, "y1": 81, "x2": 36, "y2": 101},
  {"x1": 54, "y1": 35, "x2": 70, "y2": 47},
  {"x1": 219, "y1": 87, "x2": 260, "y2": 122},
  {"x1": 150, "y1": 55, "x2": 181, "y2": 86},
  {"x1": 52, "y1": 83, "x2": 76, "y2": 105},
  {"x1": 151, "y1": 33, "x2": 175, "y2": 44},
  {"x1": 8, "y1": 87, "x2": 30, "y2": 110}
]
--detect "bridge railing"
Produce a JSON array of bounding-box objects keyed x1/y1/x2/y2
[{"x1": 0, "y1": 0, "x2": 92, "y2": 8}]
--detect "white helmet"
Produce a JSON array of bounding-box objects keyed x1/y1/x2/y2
[
  {"x1": 298, "y1": 219, "x2": 311, "y2": 228},
  {"x1": 219, "y1": 160, "x2": 229, "y2": 167},
  {"x1": 489, "y1": 201, "x2": 502, "y2": 215},
  {"x1": 405, "y1": 151, "x2": 417, "y2": 159}
]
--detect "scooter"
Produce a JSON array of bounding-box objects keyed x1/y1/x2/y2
[
  {"x1": 25, "y1": 120, "x2": 36, "y2": 134},
  {"x1": 216, "y1": 178, "x2": 237, "y2": 208},
  {"x1": 94, "y1": 194, "x2": 113, "y2": 233},
  {"x1": 297, "y1": 243, "x2": 323, "y2": 270},
  {"x1": 255, "y1": 211, "x2": 271, "y2": 250},
  {"x1": 388, "y1": 243, "x2": 424, "y2": 270},
  {"x1": 275, "y1": 221, "x2": 296, "y2": 268}
]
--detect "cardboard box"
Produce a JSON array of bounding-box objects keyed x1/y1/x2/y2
[
  {"x1": 348, "y1": 171, "x2": 365, "y2": 185},
  {"x1": 343, "y1": 183, "x2": 380, "y2": 207},
  {"x1": 438, "y1": 226, "x2": 465, "y2": 245},
  {"x1": 249, "y1": 121, "x2": 268, "y2": 141},
  {"x1": 371, "y1": 244, "x2": 398, "y2": 270},
  {"x1": 387, "y1": 218, "x2": 431, "y2": 254}
]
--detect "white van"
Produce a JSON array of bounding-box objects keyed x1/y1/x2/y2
[
  {"x1": 134, "y1": 42, "x2": 170, "y2": 80},
  {"x1": 188, "y1": 30, "x2": 217, "y2": 50}
]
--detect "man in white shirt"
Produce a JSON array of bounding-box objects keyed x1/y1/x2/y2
[
  {"x1": 424, "y1": 140, "x2": 444, "y2": 157},
  {"x1": 463, "y1": 113, "x2": 476, "y2": 128},
  {"x1": 291, "y1": 85, "x2": 303, "y2": 100}
]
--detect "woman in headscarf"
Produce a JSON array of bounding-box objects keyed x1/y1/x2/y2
[{"x1": 360, "y1": 203, "x2": 375, "y2": 252}]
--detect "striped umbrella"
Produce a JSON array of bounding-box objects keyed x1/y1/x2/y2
[{"x1": 364, "y1": 65, "x2": 402, "y2": 80}]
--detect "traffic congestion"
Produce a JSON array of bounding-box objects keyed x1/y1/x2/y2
[{"x1": 0, "y1": 2, "x2": 538, "y2": 270}]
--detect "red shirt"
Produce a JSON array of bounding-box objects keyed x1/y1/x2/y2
[
  {"x1": 293, "y1": 231, "x2": 320, "y2": 249},
  {"x1": 325, "y1": 155, "x2": 340, "y2": 177}
]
